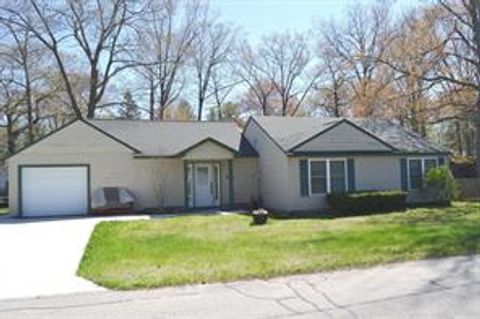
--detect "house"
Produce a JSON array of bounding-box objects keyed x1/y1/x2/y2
[
  {"x1": 6, "y1": 116, "x2": 448, "y2": 217},
  {"x1": 244, "y1": 116, "x2": 448, "y2": 212}
]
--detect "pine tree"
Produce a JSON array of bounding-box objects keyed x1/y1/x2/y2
[{"x1": 119, "y1": 90, "x2": 141, "y2": 119}]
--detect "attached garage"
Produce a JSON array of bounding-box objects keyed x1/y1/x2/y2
[
  {"x1": 19, "y1": 165, "x2": 90, "y2": 217},
  {"x1": 6, "y1": 119, "x2": 259, "y2": 217}
]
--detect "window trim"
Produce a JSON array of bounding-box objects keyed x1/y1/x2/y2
[
  {"x1": 407, "y1": 157, "x2": 438, "y2": 190},
  {"x1": 308, "y1": 158, "x2": 348, "y2": 195}
]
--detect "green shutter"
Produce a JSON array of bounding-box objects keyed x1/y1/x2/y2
[
  {"x1": 347, "y1": 158, "x2": 355, "y2": 192},
  {"x1": 299, "y1": 159, "x2": 309, "y2": 197},
  {"x1": 184, "y1": 162, "x2": 188, "y2": 208},
  {"x1": 438, "y1": 156, "x2": 445, "y2": 166},
  {"x1": 400, "y1": 158, "x2": 408, "y2": 191},
  {"x1": 228, "y1": 160, "x2": 234, "y2": 208}
]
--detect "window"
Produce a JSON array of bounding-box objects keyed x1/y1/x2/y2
[
  {"x1": 310, "y1": 161, "x2": 327, "y2": 194},
  {"x1": 330, "y1": 161, "x2": 346, "y2": 192},
  {"x1": 309, "y1": 159, "x2": 347, "y2": 194},
  {"x1": 409, "y1": 159, "x2": 423, "y2": 189},
  {"x1": 408, "y1": 158, "x2": 438, "y2": 190}
]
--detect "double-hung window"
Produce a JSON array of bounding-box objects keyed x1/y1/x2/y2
[
  {"x1": 408, "y1": 158, "x2": 438, "y2": 190},
  {"x1": 310, "y1": 161, "x2": 327, "y2": 194},
  {"x1": 309, "y1": 159, "x2": 347, "y2": 194}
]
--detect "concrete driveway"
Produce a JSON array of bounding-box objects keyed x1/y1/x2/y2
[
  {"x1": 0, "y1": 215, "x2": 148, "y2": 300},
  {"x1": 0, "y1": 254, "x2": 479, "y2": 318}
]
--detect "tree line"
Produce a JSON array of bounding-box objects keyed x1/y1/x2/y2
[{"x1": 0, "y1": 0, "x2": 480, "y2": 173}]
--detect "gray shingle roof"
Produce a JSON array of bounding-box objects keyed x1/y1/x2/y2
[
  {"x1": 252, "y1": 116, "x2": 448, "y2": 154},
  {"x1": 350, "y1": 118, "x2": 449, "y2": 154},
  {"x1": 87, "y1": 119, "x2": 257, "y2": 157},
  {"x1": 252, "y1": 116, "x2": 342, "y2": 151}
]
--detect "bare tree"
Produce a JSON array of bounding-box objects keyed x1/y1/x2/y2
[
  {"x1": 256, "y1": 32, "x2": 319, "y2": 116},
  {"x1": 209, "y1": 67, "x2": 241, "y2": 120},
  {"x1": 0, "y1": 19, "x2": 61, "y2": 143},
  {"x1": 383, "y1": 7, "x2": 446, "y2": 135},
  {"x1": 417, "y1": 0, "x2": 480, "y2": 172},
  {"x1": 233, "y1": 42, "x2": 276, "y2": 115},
  {"x1": 192, "y1": 13, "x2": 235, "y2": 120},
  {"x1": 0, "y1": 15, "x2": 65, "y2": 152},
  {"x1": 313, "y1": 46, "x2": 349, "y2": 117},
  {"x1": 133, "y1": 0, "x2": 201, "y2": 120},
  {"x1": 1, "y1": 0, "x2": 137, "y2": 119},
  {"x1": 0, "y1": 67, "x2": 24, "y2": 154},
  {"x1": 321, "y1": 2, "x2": 395, "y2": 117}
]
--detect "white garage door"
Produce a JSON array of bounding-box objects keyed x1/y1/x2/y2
[{"x1": 21, "y1": 166, "x2": 89, "y2": 217}]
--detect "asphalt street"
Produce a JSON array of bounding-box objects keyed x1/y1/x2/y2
[{"x1": 1, "y1": 254, "x2": 479, "y2": 318}]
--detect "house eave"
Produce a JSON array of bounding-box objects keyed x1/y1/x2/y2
[{"x1": 289, "y1": 150, "x2": 450, "y2": 157}]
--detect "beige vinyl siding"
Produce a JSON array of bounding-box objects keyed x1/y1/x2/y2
[
  {"x1": 287, "y1": 158, "x2": 329, "y2": 211},
  {"x1": 182, "y1": 141, "x2": 234, "y2": 160},
  {"x1": 233, "y1": 158, "x2": 259, "y2": 206},
  {"x1": 294, "y1": 122, "x2": 391, "y2": 152},
  {"x1": 8, "y1": 121, "x2": 259, "y2": 215},
  {"x1": 287, "y1": 156, "x2": 402, "y2": 212},
  {"x1": 243, "y1": 120, "x2": 289, "y2": 211},
  {"x1": 7, "y1": 122, "x2": 185, "y2": 215}
]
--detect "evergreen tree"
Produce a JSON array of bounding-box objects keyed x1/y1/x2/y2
[{"x1": 119, "y1": 90, "x2": 141, "y2": 119}]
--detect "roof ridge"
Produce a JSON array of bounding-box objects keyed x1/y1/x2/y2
[
  {"x1": 88, "y1": 118, "x2": 236, "y2": 124},
  {"x1": 253, "y1": 115, "x2": 345, "y2": 120}
]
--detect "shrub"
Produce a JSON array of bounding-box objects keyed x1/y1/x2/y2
[
  {"x1": 424, "y1": 166, "x2": 458, "y2": 205},
  {"x1": 327, "y1": 191, "x2": 407, "y2": 216}
]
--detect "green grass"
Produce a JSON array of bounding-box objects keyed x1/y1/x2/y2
[{"x1": 78, "y1": 202, "x2": 480, "y2": 289}]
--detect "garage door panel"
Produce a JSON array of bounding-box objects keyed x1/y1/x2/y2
[{"x1": 21, "y1": 166, "x2": 88, "y2": 217}]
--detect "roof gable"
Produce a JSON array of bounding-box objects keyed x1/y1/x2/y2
[
  {"x1": 251, "y1": 116, "x2": 342, "y2": 152},
  {"x1": 291, "y1": 120, "x2": 394, "y2": 153},
  {"x1": 181, "y1": 138, "x2": 235, "y2": 160},
  {"x1": 6, "y1": 119, "x2": 138, "y2": 160},
  {"x1": 250, "y1": 116, "x2": 448, "y2": 155},
  {"x1": 87, "y1": 119, "x2": 257, "y2": 157}
]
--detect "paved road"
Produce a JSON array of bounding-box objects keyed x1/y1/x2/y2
[
  {"x1": 0, "y1": 215, "x2": 148, "y2": 300},
  {"x1": 1, "y1": 255, "x2": 479, "y2": 318}
]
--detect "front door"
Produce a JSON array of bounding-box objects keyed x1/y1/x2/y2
[{"x1": 193, "y1": 163, "x2": 220, "y2": 207}]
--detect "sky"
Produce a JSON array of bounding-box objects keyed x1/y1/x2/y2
[{"x1": 209, "y1": 0, "x2": 420, "y2": 42}]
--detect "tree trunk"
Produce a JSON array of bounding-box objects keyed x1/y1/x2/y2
[
  {"x1": 86, "y1": 66, "x2": 99, "y2": 119},
  {"x1": 197, "y1": 96, "x2": 204, "y2": 121},
  {"x1": 261, "y1": 96, "x2": 268, "y2": 116},
  {"x1": 158, "y1": 102, "x2": 165, "y2": 120},
  {"x1": 281, "y1": 96, "x2": 287, "y2": 116},
  {"x1": 6, "y1": 115, "x2": 15, "y2": 155},
  {"x1": 333, "y1": 81, "x2": 340, "y2": 117},
  {"x1": 475, "y1": 93, "x2": 480, "y2": 176},
  {"x1": 23, "y1": 63, "x2": 34, "y2": 144},
  {"x1": 149, "y1": 79, "x2": 155, "y2": 121}
]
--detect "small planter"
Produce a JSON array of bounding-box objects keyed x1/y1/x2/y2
[{"x1": 252, "y1": 209, "x2": 268, "y2": 225}]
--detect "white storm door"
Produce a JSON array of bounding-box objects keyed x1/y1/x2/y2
[{"x1": 194, "y1": 164, "x2": 213, "y2": 207}]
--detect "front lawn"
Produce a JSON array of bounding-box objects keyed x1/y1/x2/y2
[{"x1": 78, "y1": 202, "x2": 480, "y2": 289}]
